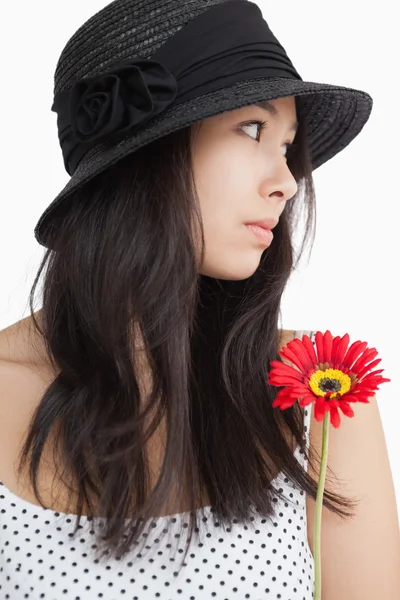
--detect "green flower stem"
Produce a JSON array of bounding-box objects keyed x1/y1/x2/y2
[{"x1": 313, "y1": 410, "x2": 330, "y2": 600}]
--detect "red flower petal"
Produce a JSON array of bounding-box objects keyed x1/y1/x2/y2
[
  {"x1": 275, "y1": 388, "x2": 303, "y2": 401},
  {"x1": 339, "y1": 402, "x2": 355, "y2": 417},
  {"x1": 329, "y1": 405, "x2": 341, "y2": 428},
  {"x1": 298, "y1": 394, "x2": 315, "y2": 407},
  {"x1": 323, "y1": 331, "x2": 333, "y2": 365},
  {"x1": 347, "y1": 393, "x2": 372, "y2": 403},
  {"x1": 332, "y1": 333, "x2": 350, "y2": 367},
  {"x1": 340, "y1": 394, "x2": 362, "y2": 404},
  {"x1": 314, "y1": 331, "x2": 326, "y2": 363},
  {"x1": 342, "y1": 339, "x2": 368, "y2": 370},
  {"x1": 268, "y1": 360, "x2": 303, "y2": 379},
  {"x1": 351, "y1": 347, "x2": 378, "y2": 374},
  {"x1": 356, "y1": 357, "x2": 382, "y2": 380},
  {"x1": 285, "y1": 388, "x2": 310, "y2": 399},
  {"x1": 272, "y1": 396, "x2": 297, "y2": 410},
  {"x1": 357, "y1": 372, "x2": 391, "y2": 389},
  {"x1": 290, "y1": 337, "x2": 317, "y2": 371},
  {"x1": 278, "y1": 346, "x2": 306, "y2": 371},
  {"x1": 268, "y1": 374, "x2": 304, "y2": 387},
  {"x1": 301, "y1": 334, "x2": 319, "y2": 367},
  {"x1": 313, "y1": 398, "x2": 326, "y2": 422}
]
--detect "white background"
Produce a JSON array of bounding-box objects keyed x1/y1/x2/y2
[{"x1": 0, "y1": 1, "x2": 399, "y2": 518}]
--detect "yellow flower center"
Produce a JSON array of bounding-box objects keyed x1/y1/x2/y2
[{"x1": 309, "y1": 368, "x2": 352, "y2": 398}]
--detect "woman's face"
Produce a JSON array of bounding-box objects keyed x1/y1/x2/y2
[{"x1": 191, "y1": 96, "x2": 299, "y2": 280}]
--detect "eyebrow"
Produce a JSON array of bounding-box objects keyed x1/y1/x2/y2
[{"x1": 255, "y1": 100, "x2": 298, "y2": 133}]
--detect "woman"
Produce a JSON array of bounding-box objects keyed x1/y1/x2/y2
[{"x1": 1, "y1": 1, "x2": 399, "y2": 599}]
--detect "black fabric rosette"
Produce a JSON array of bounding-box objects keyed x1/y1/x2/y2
[{"x1": 52, "y1": 58, "x2": 179, "y2": 174}]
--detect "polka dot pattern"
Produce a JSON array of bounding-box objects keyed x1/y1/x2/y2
[{"x1": 0, "y1": 330, "x2": 317, "y2": 599}]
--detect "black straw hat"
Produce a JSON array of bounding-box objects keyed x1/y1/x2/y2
[{"x1": 35, "y1": 0, "x2": 373, "y2": 249}]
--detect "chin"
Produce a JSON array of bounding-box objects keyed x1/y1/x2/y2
[{"x1": 200, "y1": 260, "x2": 261, "y2": 280}]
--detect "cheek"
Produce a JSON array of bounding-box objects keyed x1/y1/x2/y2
[
  {"x1": 193, "y1": 134, "x2": 254, "y2": 198},
  {"x1": 196, "y1": 165, "x2": 253, "y2": 231},
  {"x1": 201, "y1": 208, "x2": 251, "y2": 259},
  {"x1": 192, "y1": 135, "x2": 261, "y2": 254},
  {"x1": 201, "y1": 199, "x2": 242, "y2": 242}
]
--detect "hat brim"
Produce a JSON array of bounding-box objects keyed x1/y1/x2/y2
[{"x1": 35, "y1": 76, "x2": 372, "y2": 248}]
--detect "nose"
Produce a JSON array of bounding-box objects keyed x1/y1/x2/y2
[{"x1": 261, "y1": 162, "x2": 298, "y2": 203}]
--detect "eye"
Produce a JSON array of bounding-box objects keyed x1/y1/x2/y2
[
  {"x1": 240, "y1": 119, "x2": 267, "y2": 142},
  {"x1": 240, "y1": 120, "x2": 298, "y2": 159}
]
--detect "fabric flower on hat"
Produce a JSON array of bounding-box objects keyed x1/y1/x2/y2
[
  {"x1": 65, "y1": 59, "x2": 178, "y2": 144},
  {"x1": 267, "y1": 329, "x2": 391, "y2": 600}
]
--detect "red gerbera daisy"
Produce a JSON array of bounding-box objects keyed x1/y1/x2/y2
[{"x1": 267, "y1": 330, "x2": 391, "y2": 428}]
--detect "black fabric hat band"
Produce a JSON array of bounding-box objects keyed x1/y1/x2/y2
[{"x1": 52, "y1": 0, "x2": 302, "y2": 177}]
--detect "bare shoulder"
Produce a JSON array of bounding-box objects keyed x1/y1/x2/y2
[
  {"x1": 0, "y1": 312, "x2": 45, "y2": 365},
  {"x1": 278, "y1": 328, "x2": 296, "y2": 348},
  {"x1": 0, "y1": 321, "x2": 297, "y2": 422},
  {"x1": 0, "y1": 317, "x2": 296, "y2": 365},
  {"x1": 0, "y1": 314, "x2": 53, "y2": 440},
  {"x1": 0, "y1": 321, "x2": 297, "y2": 425},
  {"x1": 306, "y1": 394, "x2": 400, "y2": 596},
  {"x1": 0, "y1": 317, "x2": 60, "y2": 487}
]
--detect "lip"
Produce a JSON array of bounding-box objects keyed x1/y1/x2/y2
[
  {"x1": 244, "y1": 217, "x2": 279, "y2": 230},
  {"x1": 245, "y1": 223, "x2": 274, "y2": 246}
]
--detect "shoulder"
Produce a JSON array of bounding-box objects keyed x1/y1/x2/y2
[
  {"x1": 0, "y1": 316, "x2": 53, "y2": 435},
  {"x1": 0, "y1": 318, "x2": 55, "y2": 484},
  {"x1": 0, "y1": 313, "x2": 43, "y2": 366},
  {"x1": 0, "y1": 318, "x2": 33, "y2": 406},
  {"x1": 0, "y1": 322, "x2": 299, "y2": 414},
  {"x1": 0, "y1": 323, "x2": 299, "y2": 416},
  {"x1": 0, "y1": 320, "x2": 297, "y2": 363},
  {"x1": 0, "y1": 313, "x2": 55, "y2": 385},
  {"x1": 278, "y1": 328, "x2": 297, "y2": 348},
  {"x1": 306, "y1": 393, "x2": 400, "y2": 596}
]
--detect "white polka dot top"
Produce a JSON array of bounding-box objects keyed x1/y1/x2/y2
[{"x1": 0, "y1": 330, "x2": 317, "y2": 600}]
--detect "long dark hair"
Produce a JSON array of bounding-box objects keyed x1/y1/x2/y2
[{"x1": 18, "y1": 96, "x2": 359, "y2": 570}]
